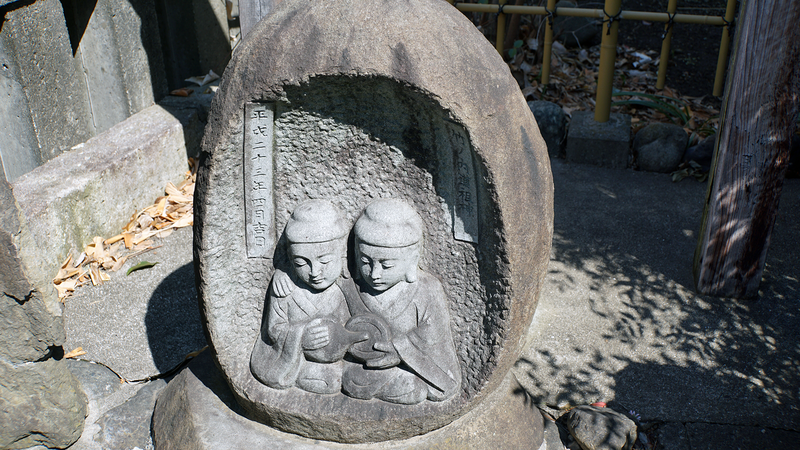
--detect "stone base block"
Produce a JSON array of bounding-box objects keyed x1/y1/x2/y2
[
  {"x1": 10, "y1": 104, "x2": 192, "y2": 307},
  {"x1": 565, "y1": 111, "x2": 631, "y2": 169},
  {"x1": 153, "y1": 352, "x2": 545, "y2": 450}
]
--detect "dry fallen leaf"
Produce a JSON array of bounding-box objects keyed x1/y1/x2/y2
[{"x1": 64, "y1": 347, "x2": 86, "y2": 359}]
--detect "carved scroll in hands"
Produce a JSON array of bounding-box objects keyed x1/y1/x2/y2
[{"x1": 251, "y1": 199, "x2": 462, "y2": 405}]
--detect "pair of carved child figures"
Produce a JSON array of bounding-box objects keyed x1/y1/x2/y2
[{"x1": 250, "y1": 199, "x2": 461, "y2": 405}]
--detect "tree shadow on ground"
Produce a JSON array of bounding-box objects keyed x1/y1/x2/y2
[{"x1": 514, "y1": 161, "x2": 800, "y2": 434}]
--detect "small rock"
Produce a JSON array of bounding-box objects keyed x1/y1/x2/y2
[
  {"x1": 633, "y1": 123, "x2": 688, "y2": 173},
  {"x1": 0, "y1": 359, "x2": 87, "y2": 449},
  {"x1": 528, "y1": 100, "x2": 567, "y2": 159},
  {"x1": 553, "y1": 1, "x2": 600, "y2": 48},
  {"x1": 94, "y1": 379, "x2": 166, "y2": 450},
  {"x1": 563, "y1": 405, "x2": 637, "y2": 450},
  {"x1": 682, "y1": 134, "x2": 715, "y2": 171}
]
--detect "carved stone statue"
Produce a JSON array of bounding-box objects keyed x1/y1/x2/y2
[
  {"x1": 250, "y1": 200, "x2": 365, "y2": 394},
  {"x1": 341, "y1": 199, "x2": 462, "y2": 405}
]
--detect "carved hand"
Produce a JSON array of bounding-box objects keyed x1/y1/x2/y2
[
  {"x1": 271, "y1": 269, "x2": 295, "y2": 298},
  {"x1": 365, "y1": 341, "x2": 401, "y2": 369},
  {"x1": 302, "y1": 320, "x2": 331, "y2": 350}
]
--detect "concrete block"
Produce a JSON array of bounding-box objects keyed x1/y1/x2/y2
[
  {"x1": 566, "y1": 111, "x2": 631, "y2": 169},
  {"x1": 0, "y1": 37, "x2": 41, "y2": 182},
  {"x1": 11, "y1": 104, "x2": 190, "y2": 316},
  {"x1": 108, "y1": 0, "x2": 169, "y2": 111},
  {"x1": 2, "y1": 0, "x2": 95, "y2": 162},
  {"x1": 192, "y1": 0, "x2": 230, "y2": 76}
]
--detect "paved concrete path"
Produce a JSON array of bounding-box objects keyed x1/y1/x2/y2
[{"x1": 61, "y1": 159, "x2": 800, "y2": 449}]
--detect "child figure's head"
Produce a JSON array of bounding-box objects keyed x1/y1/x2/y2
[
  {"x1": 285, "y1": 200, "x2": 349, "y2": 292},
  {"x1": 354, "y1": 199, "x2": 423, "y2": 292}
]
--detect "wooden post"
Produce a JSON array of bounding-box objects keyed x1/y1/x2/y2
[
  {"x1": 693, "y1": 0, "x2": 800, "y2": 298},
  {"x1": 240, "y1": 0, "x2": 279, "y2": 40}
]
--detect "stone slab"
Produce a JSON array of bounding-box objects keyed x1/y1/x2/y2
[
  {"x1": 513, "y1": 159, "x2": 800, "y2": 431},
  {"x1": 153, "y1": 351, "x2": 545, "y2": 450},
  {"x1": 64, "y1": 228, "x2": 207, "y2": 381},
  {"x1": 565, "y1": 111, "x2": 631, "y2": 169},
  {"x1": 11, "y1": 104, "x2": 191, "y2": 316}
]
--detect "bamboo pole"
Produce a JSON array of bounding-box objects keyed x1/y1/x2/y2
[
  {"x1": 594, "y1": 0, "x2": 622, "y2": 123},
  {"x1": 496, "y1": 0, "x2": 508, "y2": 55},
  {"x1": 713, "y1": 0, "x2": 737, "y2": 96},
  {"x1": 541, "y1": 0, "x2": 557, "y2": 85},
  {"x1": 454, "y1": 4, "x2": 725, "y2": 25},
  {"x1": 656, "y1": 0, "x2": 678, "y2": 90}
]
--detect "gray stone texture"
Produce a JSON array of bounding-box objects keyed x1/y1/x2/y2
[
  {"x1": 0, "y1": 359, "x2": 86, "y2": 449},
  {"x1": 564, "y1": 406, "x2": 636, "y2": 450},
  {"x1": 11, "y1": 104, "x2": 190, "y2": 324},
  {"x1": 566, "y1": 111, "x2": 632, "y2": 169},
  {"x1": 93, "y1": 379, "x2": 166, "y2": 450},
  {"x1": 553, "y1": 1, "x2": 600, "y2": 48},
  {"x1": 64, "y1": 228, "x2": 207, "y2": 381},
  {"x1": 195, "y1": 0, "x2": 553, "y2": 443},
  {"x1": 153, "y1": 351, "x2": 545, "y2": 449},
  {"x1": 0, "y1": 179, "x2": 64, "y2": 363},
  {"x1": 0, "y1": 0, "x2": 95, "y2": 163},
  {"x1": 528, "y1": 100, "x2": 567, "y2": 159},
  {"x1": 633, "y1": 123, "x2": 688, "y2": 173},
  {"x1": 65, "y1": 360, "x2": 165, "y2": 450},
  {"x1": 155, "y1": 0, "x2": 230, "y2": 91},
  {"x1": 0, "y1": 36, "x2": 41, "y2": 182},
  {"x1": 682, "y1": 134, "x2": 715, "y2": 171}
]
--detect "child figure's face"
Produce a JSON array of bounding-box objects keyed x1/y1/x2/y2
[
  {"x1": 289, "y1": 239, "x2": 344, "y2": 291},
  {"x1": 356, "y1": 243, "x2": 418, "y2": 292}
]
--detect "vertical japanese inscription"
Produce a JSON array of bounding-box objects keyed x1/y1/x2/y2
[
  {"x1": 448, "y1": 123, "x2": 479, "y2": 243},
  {"x1": 244, "y1": 103, "x2": 275, "y2": 258}
]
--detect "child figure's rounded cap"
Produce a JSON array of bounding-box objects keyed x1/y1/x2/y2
[
  {"x1": 285, "y1": 200, "x2": 349, "y2": 243},
  {"x1": 354, "y1": 199, "x2": 423, "y2": 248}
]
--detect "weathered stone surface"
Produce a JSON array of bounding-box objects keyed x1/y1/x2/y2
[
  {"x1": 0, "y1": 37, "x2": 40, "y2": 182},
  {"x1": 195, "y1": 0, "x2": 553, "y2": 443},
  {"x1": 0, "y1": 179, "x2": 64, "y2": 363},
  {"x1": 0, "y1": 359, "x2": 86, "y2": 449},
  {"x1": 633, "y1": 123, "x2": 688, "y2": 173},
  {"x1": 11, "y1": 104, "x2": 190, "y2": 319},
  {"x1": 564, "y1": 406, "x2": 637, "y2": 450},
  {"x1": 682, "y1": 134, "x2": 715, "y2": 171},
  {"x1": 153, "y1": 351, "x2": 545, "y2": 449},
  {"x1": 94, "y1": 379, "x2": 166, "y2": 450},
  {"x1": 566, "y1": 111, "x2": 631, "y2": 169},
  {"x1": 528, "y1": 100, "x2": 567, "y2": 159},
  {"x1": 553, "y1": 1, "x2": 600, "y2": 48},
  {"x1": 1, "y1": 0, "x2": 95, "y2": 163}
]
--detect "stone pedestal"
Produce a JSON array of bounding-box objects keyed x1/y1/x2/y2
[
  {"x1": 153, "y1": 352, "x2": 545, "y2": 450},
  {"x1": 566, "y1": 111, "x2": 632, "y2": 169}
]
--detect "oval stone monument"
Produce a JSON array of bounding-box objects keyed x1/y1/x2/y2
[{"x1": 190, "y1": 0, "x2": 553, "y2": 445}]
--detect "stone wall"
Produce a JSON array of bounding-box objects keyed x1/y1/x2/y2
[{"x1": 0, "y1": 0, "x2": 229, "y2": 183}]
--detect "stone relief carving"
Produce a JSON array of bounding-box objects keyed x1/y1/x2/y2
[
  {"x1": 250, "y1": 199, "x2": 462, "y2": 404},
  {"x1": 250, "y1": 200, "x2": 365, "y2": 394}
]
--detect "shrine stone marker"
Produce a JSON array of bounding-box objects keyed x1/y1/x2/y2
[{"x1": 157, "y1": 0, "x2": 553, "y2": 447}]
